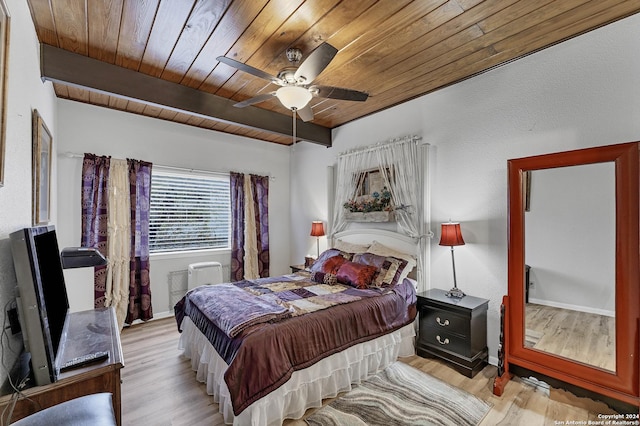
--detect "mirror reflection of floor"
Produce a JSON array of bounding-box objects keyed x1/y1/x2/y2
[{"x1": 525, "y1": 303, "x2": 615, "y2": 372}]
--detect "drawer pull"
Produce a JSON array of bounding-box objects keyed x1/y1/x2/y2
[
  {"x1": 436, "y1": 335, "x2": 450, "y2": 345},
  {"x1": 436, "y1": 317, "x2": 450, "y2": 327}
]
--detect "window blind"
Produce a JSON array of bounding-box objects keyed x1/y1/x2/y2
[{"x1": 149, "y1": 171, "x2": 230, "y2": 253}]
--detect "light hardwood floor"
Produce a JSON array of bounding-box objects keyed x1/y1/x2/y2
[
  {"x1": 121, "y1": 317, "x2": 620, "y2": 425},
  {"x1": 525, "y1": 303, "x2": 615, "y2": 372}
]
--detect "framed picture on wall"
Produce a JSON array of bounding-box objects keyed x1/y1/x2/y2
[
  {"x1": 344, "y1": 168, "x2": 395, "y2": 222},
  {"x1": 355, "y1": 168, "x2": 393, "y2": 198},
  {"x1": 0, "y1": 0, "x2": 10, "y2": 187},
  {"x1": 32, "y1": 110, "x2": 52, "y2": 225}
]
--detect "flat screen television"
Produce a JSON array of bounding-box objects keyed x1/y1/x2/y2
[{"x1": 10, "y1": 225, "x2": 69, "y2": 386}]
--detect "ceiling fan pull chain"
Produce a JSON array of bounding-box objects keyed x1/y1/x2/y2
[{"x1": 292, "y1": 109, "x2": 296, "y2": 146}]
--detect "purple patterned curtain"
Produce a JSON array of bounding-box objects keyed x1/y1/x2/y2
[
  {"x1": 251, "y1": 174, "x2": 269, "y2": 277},
  {"x1": 125, "y1": 159, "x2": 153, "y2": 323},
  {"x1": 81, "y1": 154, "x2": 110, "y2": 308},
  {"x1": 230, "y1": 172, "x2": 245, "y2": 281}
]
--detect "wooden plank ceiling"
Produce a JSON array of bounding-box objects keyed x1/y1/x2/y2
[{"x1": 26, "y1": 0, "x2": 640, "y2": 147}]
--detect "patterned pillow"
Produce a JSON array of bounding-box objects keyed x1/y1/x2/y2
[
  {"x1": 367, "y1": 241, "x2": 416, "y2": 267},
  {"x1": 309, "y1": 249, "x2": 352, "y2": 275},
  {"x1": 353, "y1": 252, "x2": 407, "y2": 287},
  {"x1": 336, "y1": 261, "x2": 379, "y2": 289},
  {"x1": 311, "y1": 271, "x2": 338, "y2": 285},
  {"x1": 366, "y1": 241, "x2": 416, "y2": 284}
]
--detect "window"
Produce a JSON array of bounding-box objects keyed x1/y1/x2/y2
[{"x1": 149, "y1": 170, "x2": 230, "y2": 253}]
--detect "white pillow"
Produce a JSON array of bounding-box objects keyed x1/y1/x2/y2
[
  {"x1": 366, "y1": 240, "x2": 417, "y2": 282},
  {"x1": 333, "y1": 239, "x2": 370, "y2": 254}
]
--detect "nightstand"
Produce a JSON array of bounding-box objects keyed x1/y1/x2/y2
[
  {"x1": 290, "y1": 264, "x2": 308, "y2": 273},
  {"x1": 416, "y1": 289, "x2": 488, "y2": 378}
]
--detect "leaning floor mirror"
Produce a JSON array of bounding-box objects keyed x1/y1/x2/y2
[{"x1": 494, "y1": 141, "x2": 640, "y2": 410}]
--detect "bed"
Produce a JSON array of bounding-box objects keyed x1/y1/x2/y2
[{"x1": 174, "y1": 229, "x2": 419, "y2": 425}]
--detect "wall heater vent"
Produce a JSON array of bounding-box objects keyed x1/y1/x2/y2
[{"x1": 168, "y1": 269, "x2": 188, "y2": 311}]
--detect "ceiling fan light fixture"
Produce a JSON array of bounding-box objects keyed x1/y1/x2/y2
[{"x1": 276, "y1": 86, "x2": 312, "y2": 110}]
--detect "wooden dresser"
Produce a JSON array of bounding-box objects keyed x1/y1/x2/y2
[
  {"x1": 0, "y1": 307, "x2": 124, "y2": 425},
  {"x1": 416, "y1": 289, "x2": 488, "y2": 378}
]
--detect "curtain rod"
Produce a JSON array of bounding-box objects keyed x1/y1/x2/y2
[
  {"x1": 338, "y1": 135, "x2": 424, "y2": 158},
  {"x1": 59, "y1": 152, "x2": 275, "y2": 180}
]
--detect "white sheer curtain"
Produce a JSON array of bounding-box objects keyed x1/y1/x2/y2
[
  {"x1": 105, "y1": 159, "x2": 131, "y2": 329},
  {"x1": 330, "y1": 149, "x2": 374, "y2": 235},
  {"x1": 375, "y1": 138, "x2": 421, "y2": 238}
]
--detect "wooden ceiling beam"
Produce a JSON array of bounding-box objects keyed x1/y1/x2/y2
[{"x1": 39, "y1": 44, "x2": 332, "y2": 147}]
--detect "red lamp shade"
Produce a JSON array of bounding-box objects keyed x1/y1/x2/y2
[
  {"x1": 310, "y1": 221, "x2": 325, "y2": 237},
  {"x1": 439, "y1": 222, "x2": 465, "y2": 247}
]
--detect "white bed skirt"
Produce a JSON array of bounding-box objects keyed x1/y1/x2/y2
[{"x1": 179, "y1": 317, "x2": 416, "y2": 425}]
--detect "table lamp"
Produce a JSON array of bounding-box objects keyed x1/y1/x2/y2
[
  {"x1": 439, "y1": 222, "x2": 466, "y2": 298},
  {"x1": 310, "y1": 221, "x2": 325, "y2": 259}
]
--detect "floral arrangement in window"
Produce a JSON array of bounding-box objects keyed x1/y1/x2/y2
[{"x1": 343, "y1": 186, "x2": 393, "y2": 212}]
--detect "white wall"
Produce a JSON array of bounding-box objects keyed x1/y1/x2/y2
[
  {"x1": 291, "y1": 13, "x2": 640, "y2": 364},
  {"x1": 525, "y1": 163, "x2": 615, "y2": 316},
  {"x1": 0, "y1": 0, "x2": 57, "y2": 386},
  {"x1": 56, "y1": 101, "x2": 291, "y2": 316}
]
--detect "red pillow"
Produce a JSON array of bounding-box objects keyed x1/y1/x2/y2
[
  {"x1": 311, "y1": 254, "x2": 348, "y2": 276},
  {"x1": 336, "y1": 261, "x2": 379, "y2": 289},
  {"x1": 309, "y1": 249, "x2": 352, "y2": 275}
]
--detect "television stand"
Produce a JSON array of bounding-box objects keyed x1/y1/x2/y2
[{"x1": 0, "y1": 307, "x2": 123, "y2": 425}]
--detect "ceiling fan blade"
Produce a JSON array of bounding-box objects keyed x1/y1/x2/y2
[
  {"x1": 233, "y1": 92, "x2": 276, "y2": 108},
  {"x1": 297, "y1": 104, "x2": 314, "y2": 122},
  {"x1": 294, "y1": 43, "x2": 338, "y2": 84},
  {"x1": 312, "y1": 85, "x2": 369, "y2": 102},
  {"x1": 217, "y1": 56, "x2": 282, "y2": 84}
]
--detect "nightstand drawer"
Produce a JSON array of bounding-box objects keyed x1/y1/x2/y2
[
  {"x1": 420, "y1": 308, "x2": 469, "y2": 337},
  {"x1": 421, "y1": 328, "x2": 469, "y2": 357}
]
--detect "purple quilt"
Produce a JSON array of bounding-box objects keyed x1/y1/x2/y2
[
  {"x1": 186, "y1": 284, "x2": 291, "y2": 338},
  {"x1": 180, "y1": 274, "x2": 389, "y2": 340}
]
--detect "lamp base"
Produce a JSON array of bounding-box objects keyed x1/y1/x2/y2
[{"x1": 446, "y1": 286, "x2": 466, "y2": 299}]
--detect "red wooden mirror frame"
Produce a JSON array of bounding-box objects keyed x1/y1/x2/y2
[{"x1": 494, "y1": 141, "x2": 640, "y2": 407}]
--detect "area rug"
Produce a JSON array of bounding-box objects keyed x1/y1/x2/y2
[{"x1": 305, "y1": 361, "x2": 491, "y2": 426}]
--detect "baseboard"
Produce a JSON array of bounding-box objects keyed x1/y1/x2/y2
[
  {"x1": 126, "y1": 310, "x2": 174, "y2": 327},
  {"x1": 528, "y1": 298, "x2": 615, "y2": 317},
  {"x1": 151, "y1": 310, "x2": 174, "y2": 320}
]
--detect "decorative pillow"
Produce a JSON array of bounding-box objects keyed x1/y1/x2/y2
[
  {"x1": 332, "y1": 239, "x2": 370, "y2": 254},
  {"x1": 311, "y1": 271, "x2": 338, "y2": 285},
  {"x1": 353, "y1": 252, "x2": 406, "y2": 287},
  {"x1": 336, "y1": 261, "x2": 379, "y2": 289},
  {"x1": 309, "y1": 249, "x2": 351, "y2": 275},
  {"x1": 366, "y1": 240, "x2": 417, "y2": 283},
  {"x1": 353, "y1": 252, "x2": 379, "y2": 264}
]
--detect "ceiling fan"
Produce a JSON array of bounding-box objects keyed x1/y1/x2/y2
[{"x1": 217, "y1": 43, "x2": 369, "y2": 122}]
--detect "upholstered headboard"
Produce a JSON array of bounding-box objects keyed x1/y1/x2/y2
[{"x1": 333, "y1": 229, "x2": 416, "y2": 254}]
